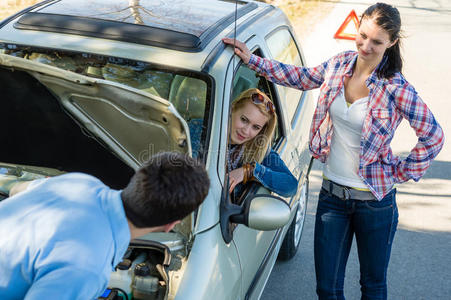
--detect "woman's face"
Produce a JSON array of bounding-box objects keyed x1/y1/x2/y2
[
  {"x1": 230, "y1": 100, "x2": 269, "y2": 145},
  {"x1": 355, "y1": 17, "x2": 397, "y2": 64}
]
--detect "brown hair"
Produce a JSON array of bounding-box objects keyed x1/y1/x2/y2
[
  {"x1": 231, "y1": 88, "x2": 277, "y2": 164},
  {"x1": 361, "y1": 2, "x2": 403, "y2": 78}
]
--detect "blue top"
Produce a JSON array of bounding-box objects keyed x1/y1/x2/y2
[
  {"x1": 0, "y1": 173, "x2": 130, "y2": 300},
  {"x1": 233, "y1": 149, "x2": 298, "y2": 198}
]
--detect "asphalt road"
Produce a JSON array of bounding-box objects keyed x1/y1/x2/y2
[{"x1": 262, "y1": 1, "x2": 451, "y2": 299}]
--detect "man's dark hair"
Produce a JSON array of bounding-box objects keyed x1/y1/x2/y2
[{"x1": 121, "y1": 152, "x2": 210, "y2": 228}]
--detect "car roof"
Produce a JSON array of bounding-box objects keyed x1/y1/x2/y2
[
  {"x1": 0, "y1": 0, "x2": 286, "y2": 72},
  {"x1": 10, "y1": 0, "x2": 258, "y2": 52}
]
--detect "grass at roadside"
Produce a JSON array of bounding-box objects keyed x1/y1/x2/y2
[
  {"x1": 0, "y1": 0, "x2": 41, "y2": 20},
  {"x1": 266, "y1": 0, "x2": 339, "y2": 40}
]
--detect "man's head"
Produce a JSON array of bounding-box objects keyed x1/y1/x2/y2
[{"x1": 121, "y1": 152, "x2": 210, "y2": 232}]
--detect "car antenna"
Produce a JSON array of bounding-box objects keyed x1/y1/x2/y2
[
  {"x1": 225, "y1": 0, "x2": 239, "y2": 190},
  {"x1": 232, "y1": 0, "x2": 238, "y2": 59},
  {"x1": 220, "y1": 0, "x2": 241, "y2": 243}
]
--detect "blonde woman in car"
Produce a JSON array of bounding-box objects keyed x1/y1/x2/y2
[{"x1": 227, "y1": 88, "x2": 297, "y2": 199}]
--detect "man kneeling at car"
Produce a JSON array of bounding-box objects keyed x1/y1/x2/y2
[{"x1": 0, "y1": 152, "x2": 210, "y2": 300}]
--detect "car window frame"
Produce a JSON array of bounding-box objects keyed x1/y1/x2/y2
[
  {"x1": 221, "y1": 44, "x2": 288, "y2": 233},
  {"x1": 265, "y1": 25, "x2": 308, "y2": 129},
  {"x1": 231, "y1": 49, "x2": 285, "y2": 148}
]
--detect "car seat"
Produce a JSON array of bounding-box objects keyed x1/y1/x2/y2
[
  {"x1": 27, "y1": 52, "x2": 79, "y2": 73},
  {"x1": 169, "y1": 75, "x2": 207, "y2": 157}
]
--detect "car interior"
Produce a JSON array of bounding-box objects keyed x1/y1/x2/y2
[{"x1": 168, "y1": 75, "x2": 208, "y2": 158}]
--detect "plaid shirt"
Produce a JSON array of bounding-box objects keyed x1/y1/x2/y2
[{"x1": 248, "y1": 51, "x2": 444, "y2": 200}]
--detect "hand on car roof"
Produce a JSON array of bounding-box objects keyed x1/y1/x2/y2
[{"x1": 222, "y1": 38, "x2": 251, "y2": 64}]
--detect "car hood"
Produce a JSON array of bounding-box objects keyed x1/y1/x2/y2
[
  {"x1": 0, "y1": 53, "x2": 191, "y2": 170},
  {"x1": 0, "y1": 53, "x2": 195, "y2": 239}
]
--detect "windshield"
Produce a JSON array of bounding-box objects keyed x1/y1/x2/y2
[{"x1": 0, "y1": 43, "x2": 211, "y2": 158}]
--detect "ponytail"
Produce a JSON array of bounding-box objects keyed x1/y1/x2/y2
[{"x1": 378, "y1": 39, "x2": 402, "y2": 78}]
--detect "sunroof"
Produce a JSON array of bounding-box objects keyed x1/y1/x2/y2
[
  {"x1": 36, "y1": 0, "x2": 247, "y2": 37},
  {"x1": 14, "y1": 0, "x2": 256, "y2": 51}
]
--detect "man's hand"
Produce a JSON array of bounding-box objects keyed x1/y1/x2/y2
[
  {"x1": 0, "y1": 175, "x2": 21, "y2": 196},
  {"x1": 10, "y1": 181, "x2": 32, "y2": 196},
  {"x1": 0, "y1": 169, "x2": 42, "y2": 197},
  {"x1": 222, "y1": 38, "x2": 251, "y2": 64},
  {"x1": 228, "y1": 167, "x2": 245, "y2": 194}
]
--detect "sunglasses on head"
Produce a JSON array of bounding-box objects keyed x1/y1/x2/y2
[{"x1": 251, "y1": 92, "x2": 275, "y2": 114}]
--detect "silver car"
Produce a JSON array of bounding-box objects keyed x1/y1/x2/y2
[{"x1": 0, "y1": 0, "x2": 315, "y2": 299}]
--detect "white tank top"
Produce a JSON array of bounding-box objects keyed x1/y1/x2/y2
[{"x1": 323, "y1": 86, "x2": 369, "y2": 189}]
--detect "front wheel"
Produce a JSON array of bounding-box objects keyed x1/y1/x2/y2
[{"x1": 278, "y1": 179, "x2": 308, "y2": 261}]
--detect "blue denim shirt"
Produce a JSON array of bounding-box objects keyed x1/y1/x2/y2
[
  {"x1": 233, "y1": 149, "x2": 298, "y2": 198},
  {"x1": 0, "y1": 173, "x2": 130, "y2": 300}
]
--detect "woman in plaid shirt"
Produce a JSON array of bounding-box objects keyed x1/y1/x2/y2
[{"x1": 224, "y1": 2, "x2": 444, "y2": 299}]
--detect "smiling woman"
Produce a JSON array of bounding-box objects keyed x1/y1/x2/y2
[
  {"x1": 223, "y1": 2, "x2": 444, "y2": 299},
  {"x1": 227, "y1": 88, "x2": 297, "y2": 199}
]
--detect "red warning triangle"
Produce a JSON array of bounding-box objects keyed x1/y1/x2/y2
[{"x1": 334, "y1": 10, "x2": 360, "y2": 40}]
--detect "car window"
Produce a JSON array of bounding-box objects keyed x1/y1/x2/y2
[
  {"x1": 0, "y1": 43, "x2": 210, "y2": 158},
  {"x1": 231, "y1": 49, "x2": 282, "y2": 146},
  {"x1": 227, "y1": 49, "x2": 283, "y2": 204},
  {"x1": 265, "y1": 28, "x2": 304, "y2": 125}
]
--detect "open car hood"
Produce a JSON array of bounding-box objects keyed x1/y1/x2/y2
[
  {"x1": 0, "y1": 53, "x2": 191, "y2": 170},
  {"x1": 0, "y1": 53, "x2": 194, "y2": 238}
]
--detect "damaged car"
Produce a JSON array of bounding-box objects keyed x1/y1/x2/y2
[{"x1": 0, "y1": 0, "x2": 315, "y2": 299}]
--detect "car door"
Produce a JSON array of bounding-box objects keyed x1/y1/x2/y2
[{"x1": 223, "y1": 40, "x2": 294, "y2": 299}]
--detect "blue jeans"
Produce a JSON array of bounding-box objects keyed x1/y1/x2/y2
[{"x1": 314, "y1": 186, "x2": 398, "y2": 300}]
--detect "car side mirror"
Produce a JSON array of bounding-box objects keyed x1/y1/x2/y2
[
  {"x1": 220, "y1": 191, "x2": 291, "y2": 243},
  {"x1": 241, "y1": 194, "x2": 291, "y2": 231}
]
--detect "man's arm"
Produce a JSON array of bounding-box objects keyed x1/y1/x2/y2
[
  {"x1": 0, "y1": 170, "x2": 47, "y2": 197},
  {"x1": 0, "y1": 174, "x2": 25, "y2": 197},
  {"x1": 10, "y1": 181, "x2": 32, "y2": 196}
]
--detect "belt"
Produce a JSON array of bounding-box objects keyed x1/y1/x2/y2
[{"x1": 322, "y1": 179, "x2": 375, "y2": 201}]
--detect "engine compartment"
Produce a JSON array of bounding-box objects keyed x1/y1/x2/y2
[
  {"x1": 107, "y1": 240, "x2": 170, "y2": 300},
  {"x1": 102, "y1": 231, "x2": 190, "y2": 300}
]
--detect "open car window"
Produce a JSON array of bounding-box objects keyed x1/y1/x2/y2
[
  {"x1": 228, "y1": 48, "x2": 283, "y2": 204},
  {"x1": 231, "y1": 50, "x2": 282, "y2": 146},
  {"x1": 265, "y1": 27, "x2": 305, "y2": 126},
  {"x1": 0, "y1": 43, "x2": 211, "y2": 158}
]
